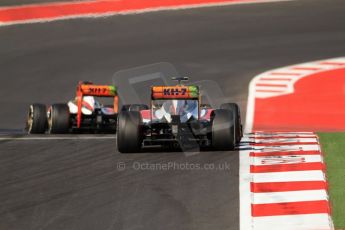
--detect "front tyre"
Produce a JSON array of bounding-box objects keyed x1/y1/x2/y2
[
  {"x1": 117, "y1": 111, "x2": 143, "y2": 153},
  {"x1": 26, "y1": 103, "x2": 47, "y2": 134},
  {"x1": 48, "y1": 104, "x2": 70, "y2": 134},
  {"x1": 211, "y1": 109, "x2": 235, "y2": 151}
]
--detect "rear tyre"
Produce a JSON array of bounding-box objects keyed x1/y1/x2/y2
[
  {"x1": 26, "y1": 103, "x2": 47, "y2": 134},
  {"x1": 48, "y1": 104, "x2": 70, "y2": 134},
  {"x1": 121, "y1": 104, "x2": 149, "y2": 112},
  {"x1": 117, "y1": 111, "x2": 143, "y2": 153},
  {"x1": 220, "y1": 103, "x2": 242, "y2": 144},
  {"x1": 211, "y1": 109, "x2": 235, "y2": 150}
]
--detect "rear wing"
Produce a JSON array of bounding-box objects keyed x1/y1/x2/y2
[
  {"x1": 76, "y1": 81, "x2": 118, "y2": 128},
  {"x1": 151, "y1": 86, "x2": 199, "y2": 99}
]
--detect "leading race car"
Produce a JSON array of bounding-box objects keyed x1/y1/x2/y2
[
  {"x1": 26, "y1": 81, "x2": 118, "y2": 134},
  {"x1": 117, "y1": 77, "x2": 242, "y2": 153}
]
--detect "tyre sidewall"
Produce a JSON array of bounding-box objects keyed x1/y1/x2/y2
[
  {"x1": 117, "y1": 111, "x2": 143, "y2": 153},
  {"x1": 211, "y1": 109, "x2": 235, "y2": 150},
  {"x1": 220, "y1": 103, "x2": 242, "y2": 143},
  {"x1": 27, "y1": 103, "x2": 47, "y2": 134},
  {"x1": 48, "y1": 104, "x2": 70, "y2": 134}
]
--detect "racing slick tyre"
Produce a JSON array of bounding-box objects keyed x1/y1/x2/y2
[
  {"x1": 220, "y1": 103, "x2": 242, "y2": 144},
  {"x1": 117, "y1": 111, "x2": 143, "y2": 153},
  {"x1": 26, "y1": 103, "x2": 47, "y2": 134},
  {"x1": 48, "y1": 104, "x2": 70, "y2": 134},
  {"x1": 211, "y1": 109, "x2": 235, "y2": 151},
  {"x1": 122, "y1": 104, "x2": 149, "y2": 112}
]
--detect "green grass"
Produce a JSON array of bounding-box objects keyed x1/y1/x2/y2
[{"x1": 318, "y1": 132, "x2": 345, "y2": 229}]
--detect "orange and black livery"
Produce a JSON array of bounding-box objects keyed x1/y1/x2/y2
[
  {"x1": 26, "y1": 81, "x2": 119, "y2": 134},
  {"x1": 116, "y1": 77, "x2": 243, "y2": 153},
  {"x1": 75, "y1": 81, "x2": 118, "y2": 128}
]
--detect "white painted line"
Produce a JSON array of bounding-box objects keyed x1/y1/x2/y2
[
  {"x1": 251, "y1": 144, "x2": 321, "y2": 152},
  {"x1": 253, "y1": 138, "x2": 318, "y2": 143},
  {"x1": 269, "y1": 71, "x2": 306, "y2": 75},
  {"x1": 252, "y1": 214, "x2": 333, "y2": 230},
  {"x1": 253, "y1": 134, "x2": 317, "y2": 137},
  {"x1": 252, "y1": 170, "x2": 326, "y2": 183},
  {"x1": 240, "y1": 148, "x2": 252, "y2": 230},
  {"x1": 254, "y1": 91, "x2": 284, "y2": 98},
  {"x1": 252, "y1": 155, "x2": 323, "y2": 165},
  {"x1": 257, "y1": 75, "x2": 296, "y2": 80},
  {"x1": 255, "y1": 86, "x2": 287, "y2": 91},
  {"x1": 256, "y1": 80, "x2": 293, "y2": 85},
  {"x1": 245, "y1": 72, "x2": 258, "y2": 133},
  {"x1": 251, "y1": 135, "x2": 318, "y2": 139},
  {"x1": 253, "y1": 131, "x2": 315, "y2": 135},
  {"x1": 252, "y1": 190, "x2": 328, "y2": 204}
]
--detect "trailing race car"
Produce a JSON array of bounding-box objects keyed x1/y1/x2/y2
[
  {"x1": 117, "y1": 77, "x2": 242, "y2": 153},
  {"x1": 26, "y1": 81, "x2": 118, "y2": 134}
]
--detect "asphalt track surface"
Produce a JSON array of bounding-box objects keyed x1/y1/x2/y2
[{"x1": 1, "y1": 0, "x2": 345, "y2": 229}]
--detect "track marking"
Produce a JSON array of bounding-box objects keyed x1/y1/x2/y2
[
  {"x1": 239, "y1": 145, "x2": 252, "y2": 230},
  {"x1": 249, "y1": 150, "x2": 322, "y2": 156},
  {"x1": 252, "y1": 170, "x2": 326, "y2": 183},
  {"x1": 251, "y1": 144, "x2": 321, "y2": 152},
  {"x1": 251, "y1": 181, "x2": 328, "y2": 193},
  {"x1": 252, "y1": 155, "x2": 323, "y2": 165},
  {"x1": 245, "y1": 57, "x2": 345, "y2": 133},
  {"x1": 0, "y1": 0, "x2": 294, "y2": 27},
  {"x1": 251, "y1": 162, "x2": 325, "y2": 173},
  {"x1": 242, "y1": 58, "x2": 341, "y2": 230},
  {"x1": 239, "y1": 133, "x2": 333, "y2": 229},
  {"x1": 252, "y1": 200, "x2": 330, "y2": 217},
  {"x1": 252, "y1": 190, "x2": 328, "y2": 204},
  {"x1": 252, "y1": 214, "x2": 333, "y2": 230}
]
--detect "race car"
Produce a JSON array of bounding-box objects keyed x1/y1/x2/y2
[
  {"x1": 26, "y1": 81, "x2": 118, "y2": 134},
  {"x1": 117, "y1": 77, "x2": 242, "y2": 153}
]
